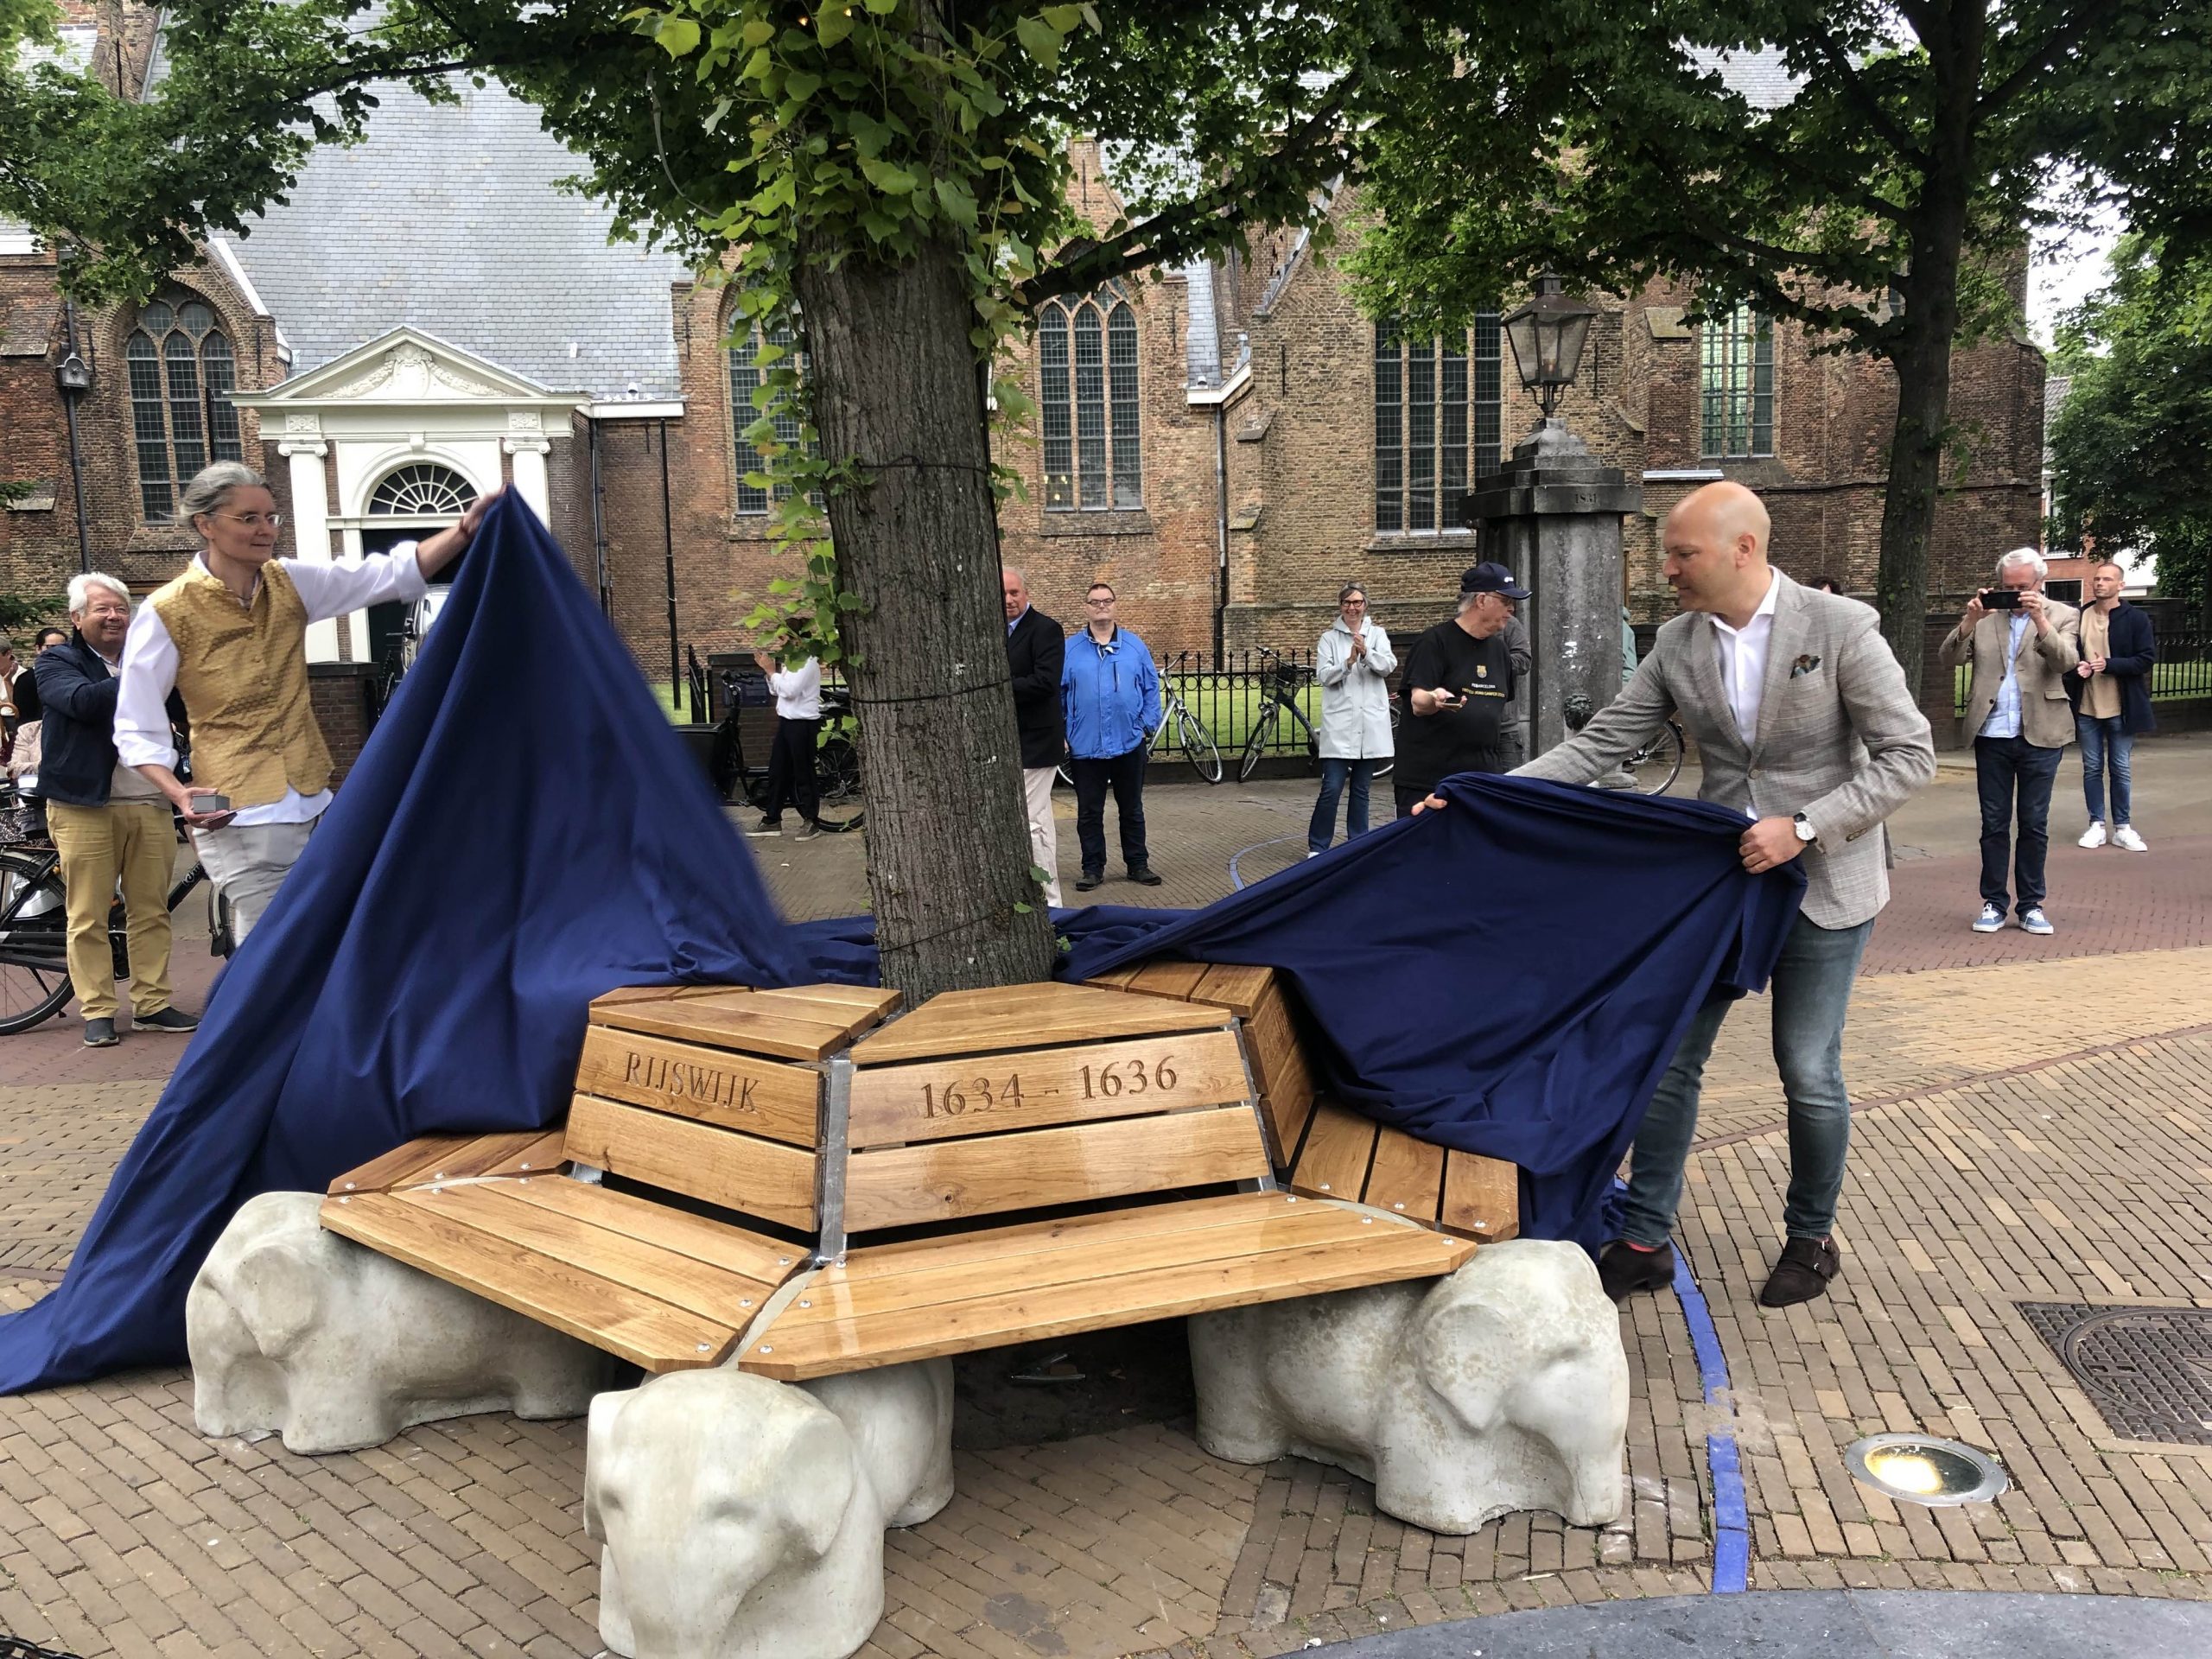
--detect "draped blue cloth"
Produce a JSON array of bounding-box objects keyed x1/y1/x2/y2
[
  {"x1": 0, "y1": 498, "x2": 808, "y2": 1393},
  {"x1": 0, "y1": 494, "x2": 1802, "y2": 1395}
]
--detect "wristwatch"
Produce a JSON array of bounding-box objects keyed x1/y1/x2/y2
[{"x1": 1793, "y1": 812, "x2": 1817, "y2": 844}]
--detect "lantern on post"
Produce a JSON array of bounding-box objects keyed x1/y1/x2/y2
[{"x1": 1499, "y1": 274, "x2": 1599, "y2": 420}]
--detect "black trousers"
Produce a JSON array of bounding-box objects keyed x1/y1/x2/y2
[
  {"x1": 1974, "y1": 733, "x2": 2062, "y2": 912},
  {"x1": 763, "y1": 715, "x2": 820, "y2": 824},
  {"x1": 1070, "y1": 747, "x2": 1149, "y2": 875}
]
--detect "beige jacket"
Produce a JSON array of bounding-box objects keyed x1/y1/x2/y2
[
  {"x1": 1939, "y1": 600, "x2": 2082, "y2": 750},
  {"x1": 1517, "y1": 573, "x2": 1936, "y2": 929}
]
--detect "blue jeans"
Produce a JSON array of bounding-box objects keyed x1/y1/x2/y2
[
  {"x1": 1617, "y1": 912, "x2": 1873, "y2": 1248},
  {"x1": 2076, "y1": 714, "x2": 2133, "y2": 827},
  {"x1": 1974, "y1": 734, "x2": 2064, "y2": 913},
  {"x1": 1308, "y1": 758, "x2": 1379, "y2": 853}
]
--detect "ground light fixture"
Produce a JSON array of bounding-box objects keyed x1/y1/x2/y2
[{"x1": 1845, "y1": 1433, "x2": 2009, "y2": 1506}]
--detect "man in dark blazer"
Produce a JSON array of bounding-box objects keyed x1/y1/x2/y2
[
  {"x1": 2069, "y1": 559, "x2": 2158, "y2": 852},
  {"x1": 1002, "y1": 568, "x2": 1065, "y2": 906}
]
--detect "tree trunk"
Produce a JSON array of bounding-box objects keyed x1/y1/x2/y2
[
  {"x1": 1872, "y1": 5, "x2": 1986, "y2": 700},
  {"x1": 794, "y1": 240, "x2": 1058, "y2": 1000}
]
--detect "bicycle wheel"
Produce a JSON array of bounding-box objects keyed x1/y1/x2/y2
[
  {"x1": 1289, "y1": 705, "x2": 1319, "y2": 772},
  {"x1": 1174, "y1": 708, "x2": 1224, "y2": 784},
  {"x1": 1376, "y1": 702, "x2": 1401, "y2": 779},
  {"x1": 1632, "y1": 722, "x2": 1685, "y2": 796},
  {"x1": 1237, "y1": 705, "x2": 1278, "y2": 784},
  {"x1": 0, "y1": 848, "x2": 73, "y2": 1035}
]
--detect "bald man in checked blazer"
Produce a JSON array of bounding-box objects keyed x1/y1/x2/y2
[{"x1": 1456, "y1": 482, "x2": 1936, "y2": 1309}]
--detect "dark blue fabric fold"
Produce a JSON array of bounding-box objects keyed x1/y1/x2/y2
[{"x1": 0, "y1": 498, "x2": 808, "y2": 1393}]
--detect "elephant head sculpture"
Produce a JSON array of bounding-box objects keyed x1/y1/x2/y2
[{"x1": 1188, "y1": 1237, "x2": 1628, "y2": 1534}]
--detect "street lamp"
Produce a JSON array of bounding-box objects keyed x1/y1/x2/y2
[
  {"x1": 54, "y1": 349, "x2": 91, "y2": 395},
  {"x1": 1500, "y1": 273, "x2": 1599, "y2": 420},
  {"x1": 54, "y1": 306, "x2": 94, "y2": 575}
]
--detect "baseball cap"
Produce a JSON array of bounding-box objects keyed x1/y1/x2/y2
[{"x1": 1459, "y1": 562, "x2": 1531, "y2": 601}]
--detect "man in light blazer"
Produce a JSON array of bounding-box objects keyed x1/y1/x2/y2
[
  {"x1": 1938, "y1": 548, "x2": 2080, "y2": 937},
  {"x1": 1431, "y1": 481, "x2": 1936, "y2": 1308}
]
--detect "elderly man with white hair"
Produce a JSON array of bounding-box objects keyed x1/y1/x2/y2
[
  {"x1": 1940, "y1": 547, "x2": 2081, "y2": 937},
  {"x1": 31, "y1": 574, "x2": 194, "y2": 1047}
]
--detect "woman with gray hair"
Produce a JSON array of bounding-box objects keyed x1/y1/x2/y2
[
  {"x1": 33, "y1": 573, "x2": 196, "y2": 1045},
  {"x1": 115, "y1": 461, "x2": 499, "y2": 944}
]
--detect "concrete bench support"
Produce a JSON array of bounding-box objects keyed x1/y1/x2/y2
[
  {"x1": 1187, "y1": 1238, "x2": 1629, "y2": 1534},
  {"x1": 585, "y1": 1359, "x2": 956, "y2": 1659},
  {"x1": 187, "y1": 1192, "x2": 615, "y2": 1454}
]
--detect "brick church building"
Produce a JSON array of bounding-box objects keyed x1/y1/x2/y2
[{"x1": 3, "y1": 12, "x2": 2044, "y2": 679}]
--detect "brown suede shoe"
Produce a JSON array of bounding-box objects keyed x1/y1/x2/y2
[{"x1": 1758, "y1": 1236, "x2": 1840, "y2": 1307}]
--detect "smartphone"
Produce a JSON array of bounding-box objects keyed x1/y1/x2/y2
[{"x1": 1983, "y1": 589, "x2": 2021, "y2": 611}]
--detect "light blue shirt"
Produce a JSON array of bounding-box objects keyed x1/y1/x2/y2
[{"x1": 1978, "y1": 611, "x2": 2032, "y2": 740}]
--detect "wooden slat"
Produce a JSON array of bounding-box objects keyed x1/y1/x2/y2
[
  {"x1": 495, "y1": 1176, "x2": 806, "y2": 1282},
  {"x1": 845, "y1": 1030, "x2": 1249, "y2": 1148},
  {"x1": 395, "y1": 1184, "x2": 779, "y2": 1327},
  {"x1": 1440, "y1": 1151, "x2": 1522, "y2": 1241},
  {"x1": 1188, "y1": 963, "x2": 1276, "y2": 1019},
  {"x1": 590, "y1": 998, "x2": 858, "y2": 1062},
  {"x1": 684, "y1": 986, "x2": 901, "y2": 1044},
  {"x1": 589, "y1": 983, "x2": 754, "y2": 1007},
  {"x1": 1264, "y1": 1084, "x2": 1319, "y2": 1173},
  {"x1": 1289, "y1": 1102, "x2": 1378, "y2": 1202},
  {"x1": 1363, "y1": 1128, "x2": 1446, "y2": 1224},
  {"x1": 563, "y1": 1093, "x2": 818, "y2": 1230},
  {"x1": 321, "y1": 1192, "x2": 739, "y2": 1372},
  {"x1": 573, "y1": 1026, "x2": 820, "y2": 1147},
  {"x1": 830, "y1": 1192, "x2": 1329, "y2": 1278},
  {"x1": 843, "y1": 1105, "x2": 1269, "y2": 1230},
  {"x1": 742, "y1": 1222, "x2": 1474, "y2": 1381},
  {"x1": 1122, "y1": 961, "x2": 1212, "y2": 1001},
  {"x1": 1082, "y1": 966, "x2": 1146, "y2": 990},
  {"x1": 850, "y1": 983, "x2": 1226, "y2": 1065},
  {"x1": 1245, "y1": 986, "x2": 1316, "y2": 1120},
  {"x1": 327, "y1": 1134, "x2": 478, "y2": 1197}
]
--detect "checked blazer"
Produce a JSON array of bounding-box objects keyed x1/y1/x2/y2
[{"x1": 1517, "y1": 571, "x2": 1936, "y2": 929}]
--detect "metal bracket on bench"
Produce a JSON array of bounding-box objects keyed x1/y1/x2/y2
[
  {"x1": 567, "y1": 1162, "x2": 605, "y2": 1185},
  {"x1": 814, "y1": 1054, "x2": 853, "y2": 1266},
  {"x1": 1227, "y1": 1015, "x2": 1281, "y2": 1193}
]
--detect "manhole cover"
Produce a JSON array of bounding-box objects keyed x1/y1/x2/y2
[{"x1": 2018, "y1": 1302, "x2": 2212, "y2": 1445}]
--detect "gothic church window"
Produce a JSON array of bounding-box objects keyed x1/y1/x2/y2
[
  {"x1": 127, "y1": 296, "x2": 242, "y2": 521},
  {"x1": 1700, "y1": 302, "x2": 1775, "y2": 459},
  {"x1": 1374, "y1": 316, "x2": 1502, "y2": 533},
  {"x1": 728, "y1": 313, "x2": 811, "y2": 514},
  {"x1": 1039, "y1": 290, "x2": 1141, "y2": 510}
]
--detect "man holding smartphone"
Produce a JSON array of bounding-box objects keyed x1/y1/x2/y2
[
  {"x1": 1939, "y1": 547, "x2": 2081, "y2": 936},
  {"x1": 1393, "y1": 563, "x2": 1528, "y2": 818}
]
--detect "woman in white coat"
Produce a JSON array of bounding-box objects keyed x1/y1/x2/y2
[{"x1": 1308, "y1": 585, "x2": 1397, "y2": 855}]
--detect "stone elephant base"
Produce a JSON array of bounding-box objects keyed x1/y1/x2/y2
[
  {"x1": 187, "y1": 1191, "x2": 617, "y2": 1455},
  {"x1": 1187, "y1": 1237, "x2": 1630, "y2": 1534}
]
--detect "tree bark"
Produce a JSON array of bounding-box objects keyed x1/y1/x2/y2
[
  {"x1": 1872, "y1": 3, "x2": 1986, "y2": 699},
  {"x1": 793, "y1": 239, "x2": 1058, "y2": 1000}
]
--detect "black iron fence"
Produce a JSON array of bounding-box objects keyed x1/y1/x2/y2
[{"x1": 1951, "y1": 620, "x2": 2212, "y2": 719}]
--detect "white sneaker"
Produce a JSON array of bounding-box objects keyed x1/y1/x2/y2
[
  {"x1": 2021, "y1": 906, "x2": 2055, "y2": 936},
  {"x1": 2113, "y1": 824, "x2": 2149, "y2": 853},
  {"x1": 2078, "y1": 821, "x2": 2107, "y2": 849},
  {"x1": 1972, "y1": 902, "x2": 2005, "y2": 933}
]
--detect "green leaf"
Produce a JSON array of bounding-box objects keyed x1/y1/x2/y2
[
  {"x1": 741, "y1": 18, "x2": 775, "y2": 47},
  {"x1": 933, "y1": 175, "x2": 977, "y2": 226},
  {"x1": 816, "y1": 9, "x2": 854, "y2": 48},
  {"x1": 783, "y1": 70, "x2": 822, "y2": 103},
  {"x1": 652, "y1": 16, "x2": 700, "y2": 58},
  {"x1": 1014, "y1": 16, "x2": 1060, "y2": 71},
  {"x1": 1040, "y1": 5, "x2": 1083, "y2": 31}
]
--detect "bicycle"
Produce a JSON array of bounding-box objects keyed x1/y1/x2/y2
[
  {"x1": 1624, "y1": 721, "x2": 1685, "y2": 796},
  {"x1": 1237, "y1": 646, "x2": 1319, "y2": 784},
  {"x1": 1055, "y1": 654, "x2": 1224, "y2": 786},
  {"x1": 0, "y1": 790, "x2": 231, "y2": 1036},
  {"x1": 708, "y1": 671, "x2": 865, "y2": 833}
]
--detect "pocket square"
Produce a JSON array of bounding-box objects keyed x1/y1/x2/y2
[{"x1": 1789, "y1": 653, "x2": 1822, "y2": 678}]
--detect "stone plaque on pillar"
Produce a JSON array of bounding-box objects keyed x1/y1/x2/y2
[{"x1": 1464, "y1": 421, "x2": 1643, "y2": 758}]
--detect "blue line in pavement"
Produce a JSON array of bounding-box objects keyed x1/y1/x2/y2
[
  {"x1": 1671, "y1": 1242, "x2": 1751, "y2": 1592},
  {"x1": 1227, "y1": 835, "x2": 1305, "y2": 891}
]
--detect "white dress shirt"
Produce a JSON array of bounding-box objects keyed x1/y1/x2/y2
[
  {"x1": 1710, "y1": 570, "x2": 1781, "y2": 745},
  {"x1": 766, "y1": 657, "x2": 823, "y2": 720},
  {"x1": 114, "y1": 549, "x2": 426, "y2": 825}
]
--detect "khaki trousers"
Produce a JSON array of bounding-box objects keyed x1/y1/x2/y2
[
  {"x1": 1022, "y1": 766, "x2": 1063, "y2": 907},
  {"x1": 193, "y1": 818, "x2": 317, "y2": 944},
  {"x1": 47, "y1": 799, "x2": 175, "y2": 1020}
]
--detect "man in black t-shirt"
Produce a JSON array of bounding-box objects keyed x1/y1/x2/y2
[{"x1": 1394, "y1": 562, "x2": 1530, "y2": 817}]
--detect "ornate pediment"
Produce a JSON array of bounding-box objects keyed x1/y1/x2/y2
[
  {"x1": 326, "y1": 340, "x2": 506, "y2": 402},
  {"x1": 233, "y1": 326, "x2": 582, "y2": 412}
]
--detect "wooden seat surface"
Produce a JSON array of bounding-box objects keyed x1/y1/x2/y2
[
  {"x1": 849, "y1": 981, "x2": 1224, "y2": 1065},
  {"x1": 326, "y1": 1128, "x2": 569, "y2": 1197},
  {"x1": 1288, "y1": 1102, "x2": 1520, "y2": 1241},
  {"x1": 590, "y1": 983, "x2": 903, "y2": 1062},
  {"x1": 736, "y1": 1192, "x2": 1477, "y2": 1381}
]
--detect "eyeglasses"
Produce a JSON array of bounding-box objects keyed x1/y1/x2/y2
[
  {"x1": 1085, "y1": 596, "x2": 1116, "y2": 607},
  {"x1": 213, "y1": 512, "x2": 284, "y2": 531}
]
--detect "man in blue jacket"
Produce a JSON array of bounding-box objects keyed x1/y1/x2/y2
[
  {"x1": 33, "y1": 575, "x2": 196, "y2": 1047},
  {"x1": 2070, "y1": 560, "x2": 2158, "y2": 852},
  {"x1": 1061, "y1": 582, "x2": 1162, "y2": 890}
]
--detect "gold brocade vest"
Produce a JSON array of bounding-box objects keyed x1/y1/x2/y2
[{"x1": 149, "y1": 560, "x2": 332, "y2": 808}]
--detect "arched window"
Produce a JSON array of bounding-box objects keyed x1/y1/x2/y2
[
  {"x1": 1374, "y1": 315, "x2": 1502, "y2": 532},
  {"x1": 368, "y1": 464, "x2": 477, "y2": 518},
  {"x1": 728, "y1": 314, "x2": 810, "y2": 515},
  {"x1": 127, "y1": 296, "x2": 243, "y2": 520},
  {"x1": 1700, "y1": 302, "x2": 1774, "y2": 458},
  {"x1": 1039, "y1": 291, "x2": 1140, "y2": 510}
]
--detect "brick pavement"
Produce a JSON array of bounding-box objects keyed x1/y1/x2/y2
[{"x1": 7, "y1": 774, "x2": 2212, "y2": 1656}]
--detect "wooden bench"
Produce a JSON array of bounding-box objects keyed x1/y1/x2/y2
[{"x1": 322, "y1": 976, "x2": 1476, "y2": 1382}]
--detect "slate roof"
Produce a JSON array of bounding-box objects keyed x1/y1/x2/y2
[{"x1": 219, "y1": 76, "x2": 688, "y2": 400}]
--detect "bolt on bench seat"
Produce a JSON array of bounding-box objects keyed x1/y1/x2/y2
[{"x1": 321, "y1": 976, "x2": 1478, "y2": 1381}]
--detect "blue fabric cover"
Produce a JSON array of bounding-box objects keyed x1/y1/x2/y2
[
  {"x1": 0, "y1": 499, "x2": 808, "y2": 1393},
  {"x1": 0, "y1": 495, "x2": 1802, "y2": 1395}
]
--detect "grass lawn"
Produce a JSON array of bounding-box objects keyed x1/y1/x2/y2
[{"x1": 1951, "y1": 655, "x2": 2211, "y2": 713}]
